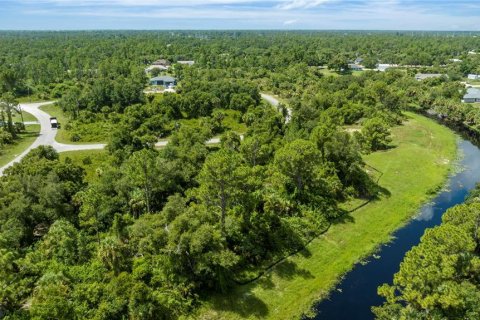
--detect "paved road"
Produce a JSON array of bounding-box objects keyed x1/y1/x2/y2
[
  {"x1": 0, "y1": 102, "x2": 106, "y2": 176},
  {"x1": 154, "y1": 137, "x2": 221, "y2": 148},
  {"x1": 260, "y1": 93, "x2": 291, "y2": 122},
  {"x1": 1, "y1": 94, "x2": 285, "y2": 175}
]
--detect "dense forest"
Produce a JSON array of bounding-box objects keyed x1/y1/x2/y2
[{"x1": 1, "y1": 31, "x2": 480, "y2": 319}]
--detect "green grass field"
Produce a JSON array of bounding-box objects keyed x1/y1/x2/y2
[
  {"x1": 12, "y1": 110, "x2": 37, "y2": 123},
  {"x1": 0, "y1": 124, "x2": 40, "y2": 168},
  {"x1": 193, "y1": 112, "x2": 457, "y2": 320},
  {"x1": 59, "y1": 149, "x2": 110, "y2": 183}
]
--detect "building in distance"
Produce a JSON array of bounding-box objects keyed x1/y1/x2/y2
[
  {"x1": 463, "y1": 88, "x2": 480, "y2": 103},
  {"x1": 415, "y1": 73, "x2": 445, "y2": 81},
  {"x1": 348, "y1": 63, "x2": 364, "y2": 71},
  {"x1": 150, "y1": 76, "x2": 176, "y2": 88},
  {"x1": 177, "y1": 60, "x2": 195, "y2": 66}
]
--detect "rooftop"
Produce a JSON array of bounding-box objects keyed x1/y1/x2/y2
[
  {"x1": 152, "y1": 59, "x2": 171, "y2": 66},
  {"x1": 464, "y1": 88, "x2": 480, "y2": 99},
  {"x1": 415, "y1": 73, "x2": 445, "y2": 80},
  {"x1": 150, "y1": 75, "x2": 176, "y2": 82}
]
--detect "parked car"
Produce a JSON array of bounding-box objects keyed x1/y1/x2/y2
[{"x1": 50, "y1": 117, "x2": 58, "y2": 129}]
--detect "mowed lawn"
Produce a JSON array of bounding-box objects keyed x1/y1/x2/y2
[
  {"x1": 193, "y1": 112, "x2": 457, "y2": 320},
  {"x1": 0, "y1": 124, "x2": 40, "y2": 168},
  {"x1": 12, "y1": 110, "x2": 37, "y2": 122}
]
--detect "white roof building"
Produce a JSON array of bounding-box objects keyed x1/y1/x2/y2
[
  {"x1": 177, "y1": 61, "x2": 195, "y2": 66},
  {"x1": 463, "y1": 88, "x2": 480, "y2": 103}
]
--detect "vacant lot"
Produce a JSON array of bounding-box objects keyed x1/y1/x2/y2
[{"x1": 194, "y1": 112, "x2": 457, "y2": 320}]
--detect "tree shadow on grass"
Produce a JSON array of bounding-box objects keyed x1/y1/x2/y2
[
  {"x1": 273, "y1": 260, "x2": 315, "y2": 281},
  {"x1": 332, "y1": 211, "x2": 355, "y2": 225},
  {"x1": 23, "y1": 133, "x2": 40, "y2": 138},
  {"x1": 254, "y1": 258, "x2": 315, "y2": 292},
  {"x1": 211, "y1": 258, "x2": 316, "y2": 318},
  {"x1": 210, "y1": 289, "x2": 270, "y2": 318}
]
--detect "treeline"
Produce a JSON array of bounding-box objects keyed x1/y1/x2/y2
[
  {"x1": 1, "y1": 31, "x2": 480, "y2": 100},
  {"x1": 374, "y1": 186, "x2": 480, "y2": 319}
]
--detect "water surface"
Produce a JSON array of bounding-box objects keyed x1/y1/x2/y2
[{"x1": 312, "y1": 139, "x2": 480, "y2": 320}]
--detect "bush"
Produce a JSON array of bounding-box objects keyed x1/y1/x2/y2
[
  {"x1": 82, "y1": 156, "x2": 92, "y2": 165},
  {"x1": 14, "y1": 122, "x2": 25, "y2": 133},
  {"x1": 0, "y1": 128, "x2": 14, "y2": 145},
  {"x1": 71, "y1": 133, "x2": 81, "y2": 142}
]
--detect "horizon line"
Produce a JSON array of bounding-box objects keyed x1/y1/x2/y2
[{"x1": 1, "y1": 28, "x2": 480, "y2": 32}]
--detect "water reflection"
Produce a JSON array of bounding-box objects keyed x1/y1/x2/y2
[
  {"x1": 312, "y1": 139, "x2": 480, "y2": 320},
  {"x1": 414, "y1": 205, "x2": 434, "y2": 222}
]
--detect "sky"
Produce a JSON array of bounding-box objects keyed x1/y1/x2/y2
[{"x1": 1, "y1": 0, "x2": 480, "y2": 30}]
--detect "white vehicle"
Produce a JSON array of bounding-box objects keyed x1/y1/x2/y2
[{"x1": 50, "y1": 117, "x2": 58, "y2": 129}]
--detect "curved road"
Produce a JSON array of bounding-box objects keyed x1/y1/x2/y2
[
  {"x1": 0, "y1": 94, "x2": 284, "y2": 176},
  {"x1": 0, "y1": 102, "x2": 106, "y2": 175}
]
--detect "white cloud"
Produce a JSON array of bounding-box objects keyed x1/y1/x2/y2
[
  {"x1": 19, "y1": 0, "x2": 278, "y2": 6},
  {"x1": 11, "y1": 0, "x2": 480, "y2": 30},
  {"x1": 283, "y1": 19, "x2": 297, "y2": 25},
  {"x1": 278, "y1": 0, "x2": 333, "y2": 10}
]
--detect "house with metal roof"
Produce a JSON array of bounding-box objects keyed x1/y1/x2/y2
[
  {"x1": 415, "y1": 73, "x2": 445, "y2": 81},
  {"x1": 150, "y1": 76, "x2": 176, "y2": 87},
  {"x1": 177, "y1": 61, "x2": 195, "y2": 66},
  {"x1": 375, "y1": 64, "x2": 397, "y2": 72},
  {"x1": 152, "y1": 59, "x2": 171, "y2": 67},
  {"x1": 145, "y1": 59, "x2": 171, "y2": 73},
  {"x1": 463, "y1": 88, "x2": 480, "y2": 103},
  {"x1": 348, "y1": 63, "x2": 363, "y2": 71}
]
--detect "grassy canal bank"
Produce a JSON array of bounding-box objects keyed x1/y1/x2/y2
[{"x1": 193, "y1": 112, "x2": 458, "y2": 320}]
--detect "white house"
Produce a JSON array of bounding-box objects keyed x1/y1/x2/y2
[
  {"x1": 468, "y1": 74, "x2": 480, "y2": 80},
  {"x1": 463, "y1": 88, "x2": 480, "y2": 103},
  {"x1": 177, "y1": 61, "x2": 195, "y2": 66},
  {"x1": 145, "y1": 59, "x2": 171, "y2": 73},
  {"x1": 415, "y1": 73, "x2": 445, "y2": 81},
  {"x1": 354, "y1": 57, "x2": 363, "y2": 65},
  {"x1": 348, "y1": 63, "x2": 364, "y2": 71},
  {"x1": 375, "y1": 64, "x2": 397, "y2": 72}
]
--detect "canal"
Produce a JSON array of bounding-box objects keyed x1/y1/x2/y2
[{"x1": 312, "y1": 139, "x2": 480, "y2": 319}]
